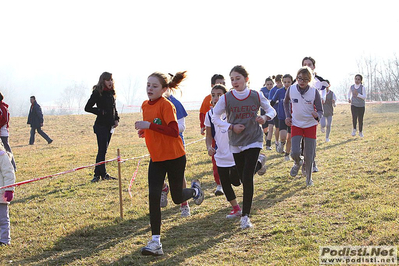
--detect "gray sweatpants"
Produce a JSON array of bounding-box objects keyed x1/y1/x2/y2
[
  {"x1": 291, "y1": 135, "x2": 316, "y2": 186},
  {"x1": 0, "y1": 203, "x2": 10, "y2": 245},
  {"x1": 320, "y1": 115, "x2": 333, "y2": 139}
]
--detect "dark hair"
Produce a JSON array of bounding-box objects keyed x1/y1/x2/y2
[
  {"x1": 0, "y1": 93, "x2": 3, "y2": 102},
  {"x1": 297, "y1": 67, "x2": 312, "y2": 82},
  {"x1": 211, "y1": 74, "x2": 225, "y2": 86},
  {"x1": 302, "y1": 56, "x2": 316, "y2": 68},
  {"x1": 211, "y1": 84, "x2": 227, "y2": 94},
  {"x1": 273, "y1": 74, "x2": 283, "y2": 83},
  {"x1": 355, "y1": 74, "x2": 363, "y2": 83},
  {"x1": 30, "y1": 96, "x2": 36, "y2": 100},
  {"x1": 283, "y1": 74, "x2": 293, "y2": 82},
  {"x1": 93, "y1": 72, "x2": 115, "y2": 96},
  {"x1": 230, "y1": 65, "x2": 249, "y2": 79},
  {"x1": 264, "y1": 77, "x2": 274, "y2": 86},
  {"x1": 149, "y1": 71, "x2": 187, "y2": 93}
]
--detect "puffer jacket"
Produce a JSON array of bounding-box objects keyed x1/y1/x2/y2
[
  {"x1": 0, "y1": 149, "x2": 15, "y2": 204},
  {"x1": 85, "y1": 89, "x2": 119, "y2": 127}
]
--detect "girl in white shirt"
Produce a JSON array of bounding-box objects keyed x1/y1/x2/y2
[
  {"x1": 348, "y1": 74, "x2": 366, "y2": 137},
  {"x1": 212, "y1": 65, "x2": 276, "y2": 229}
]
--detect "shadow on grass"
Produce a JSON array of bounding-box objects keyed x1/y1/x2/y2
[
  {"x1": 13, "y1": 203, "x2": 238, "y2": 265},
  {"x1": 254, "y1": 177, "x2": 304, "y2": 208},
  {"x1": 116, "y1": 207, "x2": 239, "y2": 265},
  {"x1": 317, "y1": 138, "x2": 356, "y2": 152}
]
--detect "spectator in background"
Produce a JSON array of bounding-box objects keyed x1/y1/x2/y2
[
  {"x1": 0, "y1": 93, "x2": 16, "y2": 171},
  {"x1": 27, "y1": 96, "x2": 53, "y2": 145}
]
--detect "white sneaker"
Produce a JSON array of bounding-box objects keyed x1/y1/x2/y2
[
  {"x1": 141, "y1": 240, "x2": 163, "y2": 256},
  {"x1": 240, "y1": 215, "x2": 253, "y2": 229},
  {"x1": 257, "y1": 153, "x2": 267, "y2": 175},
  {"x1": 214, "y1": 185, "x2": 224, "y2": 196},
  {"x1": 275, "y1": 142, "x2": 280, "y2": 152},
  {"x1": 321, "y1": 127, "x2": 325, "y2": 133},
  {"x1": 266, "y1": 146, "x2": 272, "y2": 151},
  {"x1": 290, "y1": 159, "x2": 303, "y2": 177},
  {"x1": 226, "y1": 209, "x2": 242, "y2": 219},
  {"x1": 277, "y1": 142, "x2": 285, "y2": 154},
  {"x1": 351, "y1": 129, "x2": 356, "y2": 136},
  {"x1": 359, "y1": 132, "x2": 364, "y2": 138},
  {"x1": 312, "y1": 162, "x2": 319, "y2": 173},
  {"x1": 284, "y1": 154, "x2": 290, "y2": 161},
  {"x1": 160, "y1": 184, "x2": 169, "y2": 208},
  {"x1": 325, "y1": 138, "x2": 330, "y2": 142},
  {"x1": 180, "y1": 204, "x2": 191, "y2": 217},
  {"x1": 307, "y1": 179, "x2": 314, "y2": 187},
  {"x1": 191, "y1": 179, "x2": 204, "y2": 205}
]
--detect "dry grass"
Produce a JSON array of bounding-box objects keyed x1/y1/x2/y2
[{"x1": 0, "y1": 103, "x2": 398, "y2": 265}]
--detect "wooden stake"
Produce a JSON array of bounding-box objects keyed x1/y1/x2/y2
[{"x1": 117, "y1": 148, "x2": 123, "y2": 219}]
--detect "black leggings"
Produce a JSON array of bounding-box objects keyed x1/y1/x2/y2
[
  {"x1": 217, "y1": 166, "x2": 241, "y2": 202},
  {"x1": 351, "y1": 105, "x2": 365, "y2": 132},
  {"x1": 148, "y1": 155, "x2": 195, "y2": 235},
  {"x1": 232, "y1": 148, "x2": 261, "y2": 217}
]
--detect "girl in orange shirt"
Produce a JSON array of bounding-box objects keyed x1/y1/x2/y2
[{"x1": 135, "y1": 71, "x2": 204, "y2": 256}]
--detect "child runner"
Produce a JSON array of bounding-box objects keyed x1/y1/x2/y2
[
  {"x1": 212, "y1": 65, "x2": 276, "y2": 229},
  {"x1": 268, "y1": 75, "x2": 283, "y2": 152},
  {"x1": 301, "y1": 56, "x2": 329, "y2": 172},
  {"x1": 320, "y1": 80, "x2": 336, "y2": 142},
  {"x1": 135, "y1": 71, "x2": 204, "y2": 256},
  {"x1": 205, "y1": 84, "x2": 267, "y2": 220},
  {"x1": 348, "y1": 74, "x2": 366, "y2": 137},
  {"x1": 260, "y1": 77, "x2": 275, "y2": 150},
  {"x1": 271, "y1": 74, "x2": 293, "y2": 160},
  {"x1": 284, "y1": 67, "x2": 323, "y2": 187},
  {"x1": 0, "y1": 144, "x2": 16, "y2": 246},
  {"x1": 160, "y1": 86, "x2": 191, "y2": 217},
  {"x1": 199, "y1": 74, "x2": 226, "y2": 196}
]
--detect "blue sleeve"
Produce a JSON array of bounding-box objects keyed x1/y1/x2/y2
[{"x1": 168, "y1": 96, "x2": 188, "y2": 120}]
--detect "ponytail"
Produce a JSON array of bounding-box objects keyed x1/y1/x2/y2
[{"x1": 149, "y1": 71, "x2": 187, "y2": 92}]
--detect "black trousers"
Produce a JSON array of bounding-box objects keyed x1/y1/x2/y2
[
  {"x1": 351, "y1": 105, "x2": 365, "y2": 132},
  {"x1": 94, "y1": 124, "x2": 112, "y2": 177},
  {"x1": 232, "y1": 148, "x2": 260, "y2": 217},
  {"x1": 148, "y1": 155, "x2": 195, "y2": 235}
]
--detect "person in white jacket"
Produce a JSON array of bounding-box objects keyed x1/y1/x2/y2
[{"x1": 0, "y1": 144, "x2": 16, "y2": 245}]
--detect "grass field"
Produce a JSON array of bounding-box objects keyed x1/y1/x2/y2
[{"x1": 0, "y1": 103, "x2": 398, "y2": 265}]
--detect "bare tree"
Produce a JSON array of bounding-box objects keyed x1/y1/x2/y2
[{"x1": 56, "y1": 82, "x2": 89, "y2": 115}]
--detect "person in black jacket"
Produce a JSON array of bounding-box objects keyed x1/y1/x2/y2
[
  {"x1": 27, "y1": 96, "x2": 53, "y2": 145},
  {"x1": 85, "y1": 72, "x2": 120, "y2": 182}
]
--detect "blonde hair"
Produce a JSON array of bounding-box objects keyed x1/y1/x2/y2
[{"x1": 296, "y1": 67, "x2": 313, "y2": 82}]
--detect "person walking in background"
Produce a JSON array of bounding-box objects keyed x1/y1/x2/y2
[
  {"x1": 85, "y1": 72, "x2": 119, "y2": 183},
  {"x1": 260, "y1": 77, "x2": 275, "y2": 150},
  {"x1": 212, "y1": 65, "x2": 275, "y2": 229},
  {"x1": 320, "y1": 80, "x2": 336, "y2": 142},
  {"x1": 0, "y1": 93, "x2": 16, "y2": 171},
  {"x1": 199, "y1": 74, "x2": 226, "y2": 196},
  {"x1": 135, "y1": 71, "x2": 204, "y2": 256},
  {"x1": 348, "y1": 74, "x2": 366, "y2": 138},
  {"x1": 27, "y1": 96, "x2": 53, "y2": 145},
  {"x1": 284, "y1": 67, "x2": 323, "y2": 187},
  {"x1": 0, "y1": 144, "x2": 16, "y2": 246}
]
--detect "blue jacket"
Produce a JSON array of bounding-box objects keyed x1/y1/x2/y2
[{"x1": 27, "y1": 101, "x2": 44, "y2": 128}]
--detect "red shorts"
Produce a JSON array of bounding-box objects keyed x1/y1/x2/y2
[{"x1": 291, "y1": 125, "x2": 317, "y2": 139}]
